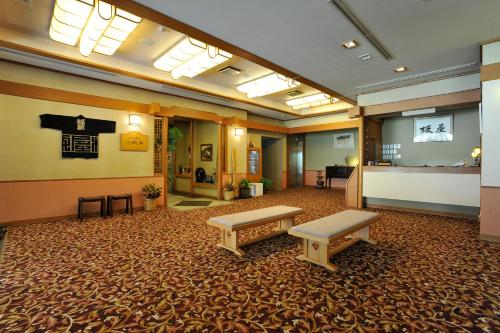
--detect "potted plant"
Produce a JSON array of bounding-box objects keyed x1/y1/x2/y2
[
  {"x1": 223, "y1": 181, "x2": 235, "y2": 201},
  {"x1": 142, "y1": 183, "x2": 162, "y2": 211},
  {"x1": 260, "y1": 177, "x2": 272, "y2": 194},
  {"x1": 238, "y1": 178, "x2": 251, "y2": 198}
]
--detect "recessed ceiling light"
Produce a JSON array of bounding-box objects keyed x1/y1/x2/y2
[
  {"x1": 394, "y1": 66, "x2": 408, "y2": 73},
  {"x1": 341, "y1": 40, "x2": 359, "y2": 49},
  {"x1": 158, "y1": 25, "x2": 167, "y2": 32}
]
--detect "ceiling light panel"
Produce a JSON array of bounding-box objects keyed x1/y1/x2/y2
[
  {"x1": 49, "y1": 0, "x2": 141, "y2": 56},
  {"x1": 154, "y1": 38, "x2": 232, "y2": 79},
  {"x1": 237, "y1": 73, "x2": 301, "y2": 98},
  {"x1": 94, "y1": 9, "x2": 142, "y2": 55},
  {"x1": 342, "y1": 40, "x2": 358, "y2": 49},
  {"x1": 49, "y1": 0, "x2": 94, "y2": 46},
  {"x1": 286, "y1": 93, "x2": 338, "y2": 110}
]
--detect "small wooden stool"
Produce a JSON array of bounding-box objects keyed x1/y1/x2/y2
[
  {"x1": 107, "y1": 194, "x2": 133, "y2": 217},
  {"x1": 78, "y1": 196, "x2": 106, "y2": 221}
]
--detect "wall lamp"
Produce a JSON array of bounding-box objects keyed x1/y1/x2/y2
[
  {"x1": 234, "y1": 128, "x2": 244, "y2": 137},
  {"x1": 129, "y1": 114, "x2": 142, "y2": 126}
]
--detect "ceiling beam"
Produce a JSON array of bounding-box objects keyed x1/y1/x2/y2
[{"x1": 103, "y1": 0, "x2": 356, "y2": 106}]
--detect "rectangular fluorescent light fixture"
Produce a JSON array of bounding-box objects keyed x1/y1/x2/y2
[
  {"x1": 285, "y1": 93, "x2": 338, "y2": 110},
  {"x1": 394, "y1": 66, "x2": 408, "y2": 73},
  {"x1": 94, "y1": 9, "x2": 142, "y2": 56},
  {"x1": 286, "y1": 93, "x2": 338, "y2": 110},
  {"x1": 402, "y1": 108, "x2": 435, "y2": 117},
  {"x1": 236, "y1": 73, "x2": 301, "y2": 98},
  {"x1": 49, "y1": 0, "x2": 94, "y2": 46},
  {"x1": 154, "y1": 37, "x2": 232, "y2": 79},
  {"x1": 49, "y1": 0, "x2": 141, "y2": 56},
  {"x1": 342, "y1": 40, "x2": 358, "y2": 49}
]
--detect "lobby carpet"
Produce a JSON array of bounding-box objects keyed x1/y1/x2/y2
[{"x1": 0, "y1": 188, "x2": 498, "y2": 332}]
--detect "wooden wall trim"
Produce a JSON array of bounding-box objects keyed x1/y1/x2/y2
[
  {"x1": 0, "y1": 175, "x2": 162, "y2": 183},
  {"x1": 363, "y1": 89, "x2": 480, "y2": 116},
  {"x1": 287, "y1": 119, "x2": 361, "y2": 134},
  {"x1": 363, "y1": 166, "x2": 481, "y2": 174},
  {"x1": 0, "y1": 79, "x2": 149, "y2": 113},
  {"x1": 0, "y1": 40, "x2": 298, "y2": 117},
  {"x1": 160, "y1": 106, "x2": 225, "y2": 122},
  {"x1": 480, "y1": 62, "x2": 500, "y2": 82},
  {"x1": 223, "y1": 117, "x2": 289, "y2": 134},
  {"x1": 102, "y1": 0, "x2": 356, "y2": 106}
]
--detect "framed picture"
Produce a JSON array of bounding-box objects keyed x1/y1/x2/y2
[
  {"x1": 414, "y1": 114, "x2": 453, "y2": 142},
  {"x1": 200, "y1": 144, "x2": 213, "y2": 161},
  {"x1": 333, "y1": 132, "x2": 354, "y2": 149}
]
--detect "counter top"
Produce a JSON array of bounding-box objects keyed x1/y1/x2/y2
[{"x1": 363, "y1": 166, "x2": 481, "y2": 174}]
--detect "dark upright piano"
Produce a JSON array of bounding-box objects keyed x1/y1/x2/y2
[{"x1": 325, "y1": 166, "x2": 355, "y2": 189}]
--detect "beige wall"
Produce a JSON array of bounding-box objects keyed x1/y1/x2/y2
[
  {"x1": 192, "y1": 120, "x2": 219, "y2": 197},
  {"x1": 305, "y1": 129, "x2": 359, "y2": 170},
  {"x1": 226, "y1": 125, "x2": 247, "y2": 174},
  {"x1": 0, "y1": 94, "x2": 154, "y2": 180},
  {"x1": 382, "y1": 107, "x2": 480, "y2": 166}
]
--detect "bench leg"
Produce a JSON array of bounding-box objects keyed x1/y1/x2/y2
[
  {"x1": 275, "y1": 217, "x2": 294, "y2": 232},
  {"x1": 296, "y1": 239, "x2": 337, "y2": 271},
  {"x1": 352, "y1": 225, "x2": 376, "y2": 245},
  {"x1": 216, "y1": 230, "x2": 244, "y2": 256},
  {"x1": 129, "y1": 197, "x2": 133, "y2": 214},
  {"x1": 78, "y1": 199, "x2": 83, "y2": 221}
]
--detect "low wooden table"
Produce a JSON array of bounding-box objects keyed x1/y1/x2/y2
[
  {"x1": 207, "y1": 205, "x2": 304, "y2": 256},
  {"x1": 288, "y1": 210, "x2": 380, "y2": 271}
]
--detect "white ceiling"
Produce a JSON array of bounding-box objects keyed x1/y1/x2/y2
[{"x1": 136, "y1": 0, "x2": 500, "y2": 99}]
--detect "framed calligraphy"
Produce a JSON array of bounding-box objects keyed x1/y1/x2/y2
[{"x1": 413, "y1": 114, "x2": 453, "y2": 143}]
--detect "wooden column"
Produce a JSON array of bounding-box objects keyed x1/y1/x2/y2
[
  {"x1": 357, "y1": 116, "x2": 364, "y2": 208},
  {"x1": 217, "y1": 123, "x2": 224, "y2": 200},
  {"x1": 162, "y1": 116, "x2": 169, "y2": 207}
]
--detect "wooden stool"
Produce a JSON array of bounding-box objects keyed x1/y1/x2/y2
[
  {"x1": 78, "y1": 196, "x2": 106, "y2": 221},
  {"x1": 107, "y1": 194, "x2": 133, "y2": 217}
]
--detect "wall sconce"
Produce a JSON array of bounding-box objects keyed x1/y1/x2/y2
[
  {"x1": 129, "y1": 114, "x2": 142, "y2": 126},
  {"x1": 234, "y1": 128, "x2": 244, "y2": 137}
]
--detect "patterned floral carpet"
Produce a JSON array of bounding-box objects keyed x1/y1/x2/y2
[{"x1": 0, "y1": 188, "x2": 498, "y2": 332}]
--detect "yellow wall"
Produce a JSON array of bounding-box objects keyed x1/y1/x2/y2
[
  {"x1": 226, "y1": 125, "x2": 248, "y2": 174},
  {"x1": 192, "y1": 120, "x2": 219, "y2": 197},
  {"x1": 0, "y1": 94, "x2": 154, "y2": 180},
  {"x1": 0, "y1": 61, "x2": 247, "y2": 119},
  {"x1": 247, "y1": 130, "x2": 287, "y2": 171}
]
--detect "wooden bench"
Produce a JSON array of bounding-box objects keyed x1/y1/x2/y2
[
  {"x1": 207, "y1": 205, "x2": 304, "y2": 256},
  {"x1": 288, "y1": 210, "x2": 380, "y2": 271}
]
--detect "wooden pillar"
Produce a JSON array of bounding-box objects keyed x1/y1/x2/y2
[
  {"x1": 357, "y1": 116, "x2": 364, "y2": 208},
  {"x1": 162, "y1": 116, "x2": 169, "y2": 207},
  {"x1": 217, "y1": 123, "x2": 223, "y2": 200}
]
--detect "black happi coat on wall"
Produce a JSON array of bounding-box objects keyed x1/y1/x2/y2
[{"x1": 40, "y1": 114, "x2": 116, "y2": 159}]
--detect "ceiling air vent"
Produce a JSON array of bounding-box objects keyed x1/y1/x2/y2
[
  {"x1": 218, "y1": 66, "x2": 241, "y2": 76},
  {"x1": 285, "y1": 90, "x2": 303, "y2": 97}
]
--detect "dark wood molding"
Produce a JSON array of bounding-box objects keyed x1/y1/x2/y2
[
  {"x1": 363, "y1": 89, "x2": 480, "y2": 116},
  {"x1": 102, "y1": 0, "x2": 356, "y2": 106},
  {"x1": 366, "y1": 204, "x2": 478, "y2": 220},
  {"x1": 481, "y1": 62, "x2": 500, "y2": 82}
]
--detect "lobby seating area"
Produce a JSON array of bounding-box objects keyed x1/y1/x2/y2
[
  {"x1": 0, "y1": 188, "x2": 498, "y2": 332},
  {"x1": 0, "y1": 1, "x2": 499, "y2": 332}
]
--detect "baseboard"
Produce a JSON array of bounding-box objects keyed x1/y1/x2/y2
[
  {"x1": 0, "y1": 205, "x2": 164, "y2": 227},
  {"x1": 480, "y1": 233, "x2": 500, "y2": 243},
  {"x1": 366, "y1": 204, "x2": 479, "y2": 220}
]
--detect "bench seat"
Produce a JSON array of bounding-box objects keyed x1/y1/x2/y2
[
  {"x1": 207, "y1": 205, "x2": 304, "y2": 256},
  {"x1": 288, "y1": 210, "x2": 380, "y2": 271}
]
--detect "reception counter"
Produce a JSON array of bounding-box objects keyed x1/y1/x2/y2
[{"x1": 363, "y1": 166, "x2": 480, "y2": 216}]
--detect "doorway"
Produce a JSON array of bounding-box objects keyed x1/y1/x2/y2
[
  {"x1": 288, "y1": 134, "x2": 304, "y2": 188},
  {"x1": 262, "y1": 137, "x2": 282, "y2": 191}
]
